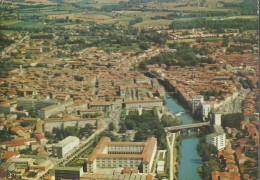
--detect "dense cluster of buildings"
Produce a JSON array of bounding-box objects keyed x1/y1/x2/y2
[
  {"x1": 0, "y1": 7, "x2": 258, "y2": 179},
  {"x1": 0, "y1": 27, "x2": 168, "y2": 179}
]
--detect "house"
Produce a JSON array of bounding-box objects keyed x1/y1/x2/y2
[
  {"x1": 212, "y1": 171, "x2": 240, "y2": 180},
  {"x1": 0, "y1": 162, "x2": 15, "y2": 178},
  {"x1": 2, "y1": 151, "x2": 19, "y2": 162}
]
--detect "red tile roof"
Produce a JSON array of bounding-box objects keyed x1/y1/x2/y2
[{"x1": 2, "y1": 151, "x2": 19, "y2": 160}]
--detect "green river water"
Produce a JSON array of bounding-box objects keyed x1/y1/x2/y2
[{"x1": 165, "y1": 94, "x2": 202, "y2": 180}]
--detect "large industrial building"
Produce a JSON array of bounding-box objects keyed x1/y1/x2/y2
[
  {"x1": 86, "y1": 137, "x2": 157, "y2": 173},
  {"x1": 52, "y1": 136, "x2": 80, "y2": 158}
]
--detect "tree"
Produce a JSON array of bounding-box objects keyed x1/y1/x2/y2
[
  {"x1": 222, "y1": 37, "x2": 229, "y2": 47},
  {"x1": 139, "y1": 61, "x2": 148, "y2": 70},
  {"x1": 221, "y1": 113, "x2": 244, "y2": 128},
  {"x1": 161, "y1": 115, "x2": 182, "y2": 127},
  {"x1": 20, "y1": 149, "x2": 31, "y2": 155},
  {"x1": 119, "y1": 124, "x2": 127, "y2": 133},
  {"x1": 197, "y1": 137, "x2": 220, "y2": 180},
  {"x1": 16, "y1": 106, "x2": 23, "y2": 111},
  {"x1": 25, "y1": 54, "x2": 32, "y2": 59},
  {"x1": 0, "y1": 127, "x2": 12, "y2": 142},
  {"x1": 249, "y1": 116, "x2": 257, "y2": 122},
  {"x1": 139, "y1": 42, "x2": 150, "y2": 50},
  {"x1": 20, "y1": 121, "x2": 31, "y2": 127},
  {"x1": 108, "y1": 122, "x2": 115, "y2": 131},
  {"x1": 106, "y1": 63, "x2": 113, "y2": 68},
  {"x1": 28, "y1": 108, "x2": 37, "y2": 118}
]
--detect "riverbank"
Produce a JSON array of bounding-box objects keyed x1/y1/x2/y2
[
  {"x1": 165, "y1": 94, "x2": 203, "y2": 180},
  {"x1": 172, "y1": 133, "x2": 182, "y2": 180},
  {"x1": 146, "y1": 71, "x2": 192, "y2": 109}
]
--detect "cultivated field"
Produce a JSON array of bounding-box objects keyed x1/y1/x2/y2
[{"x1": 134, "y1": 19, "x2": 172, "y2": 27}]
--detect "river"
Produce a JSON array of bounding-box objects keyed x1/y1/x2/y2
[{"x1": 165, "y1": 94, "x2": 202, "y2": 180}]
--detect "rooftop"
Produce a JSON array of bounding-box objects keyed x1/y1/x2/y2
[
  {"x1": 54, "y1": 136, "x2": 79, "y2": 148},
  {"x1": 87, "y1": 137, "x2": 157, "y2": 163}
]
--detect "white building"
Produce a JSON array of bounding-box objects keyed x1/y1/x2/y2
[
  {"x1": 43, "y1": 118, "x2": 99, "y2": 132},
  {"x1": 201, "y1": 102, "x2": 211, "y2": 120},
  {"x1": 206, "y1": 126, "x2": 226, "y2": 150},
  {"x1": 125, "y1": 99, "x2": 163, "y2": 110},
  {"x1": 125, "y1": 99, "x2": 163, "y2": 115},
  {"x1": 156, "y1": 161, "x2": 164, "y2": 173},
  {"x1": 52, "y1": 136, "x2": 80, "y2": 158},
  {"x1": 213, "y1": 112, "x2": 222, "y2": 126},
  {"x1": 206, "y1": 113, "x2": 226, "y2": 150},
  {"x1": 37, "y1": 100, "x2": 73, "y2": 119},
  {"x1": 86, "y1": 137, "x2": 157, "y2": 173},
  {"x1": 192, "y1": 95, "x2": 204, "y2": 115}
]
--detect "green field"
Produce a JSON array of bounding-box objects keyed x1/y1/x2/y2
[
  {"x1": 0, "y1": 30, "x2": 19, "y2": 35},
  {"x1": 134, "y1": 19, "x2": 172, "y2": 27},
  {"x1": 9, "y1": 21, "x2": 43, "y2": 28}
]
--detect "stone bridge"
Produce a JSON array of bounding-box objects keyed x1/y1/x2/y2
[{"x1": 165, "y1": 122, "x2": 210, "y2": 132}]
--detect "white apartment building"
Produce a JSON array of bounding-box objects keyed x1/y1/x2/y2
[
  {"x1": 206, "y1": 126, "x2": 226, "y2": 150},
  {"x1": 206, "y1": 113, "x2": 226, "y2": 150},
  {"x1": 201, "y1": 102, "x2": 211, "y2": 120},
  {"x1": 192, "y1": 95, "x2": 204, "y2": 114},
  {"x1": 52, "y1": 136, "x2": 80, "y2": 158}
]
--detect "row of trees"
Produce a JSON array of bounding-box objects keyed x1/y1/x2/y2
[
  {"x1": 221, "y1": 113, "x2": 244, "y2": 128},
  {"x1": 30, "y1": 34, "x2": 54, "y2": 40},
  {"x1": 197, "y1": 137, "x2": 222, "y2": 180},
  {"x1": 82, "y1": 113, "x2": 101, "y2": 118},
  {"x1": 45, "y1": 124, "x2": 94, "y2": 143},
  {"x1": 169, "y1": 18, "x2": 258, "y2": 31},
  {"x1": 129, "y1": 17, "x2": 143, "y2": 26},
  {"x1": 161, "y1": 114, "x2": 182, "y2": 127},
  {"x1": 221, "y1": 0, "x2": 258, "y2": 15},
  {"x1": 0, "y1": 33, "x2": 14, "y2": 51}
]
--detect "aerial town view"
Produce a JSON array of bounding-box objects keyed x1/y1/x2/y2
[{"x1": 0, "y1": 0, "x2": 258, "y2": 179}]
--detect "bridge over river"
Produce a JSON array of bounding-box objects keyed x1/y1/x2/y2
[{"x1": 165, "y1": 121, "x2": 210, "y2": 132}]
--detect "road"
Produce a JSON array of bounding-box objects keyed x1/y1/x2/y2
[
  {"x1": 109, "y1": 109, "x2": 122, "y2": 130},
  {"x1": 166, "y1": 133, "x2": 175, "y2": 180},
  {"x1": 165, "y1": 122, "x2": 210, "y2": 132},
  {"x1": 233, "y1": 88, "x2": 249, "y2": 113},
  {"x1": 217, "y1": 87, "x2": 249, "y2": 114}
]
